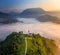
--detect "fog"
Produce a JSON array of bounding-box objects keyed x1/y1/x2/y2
[{"x1": 0, "y1": 18, "x2": 60, "y2": 48}]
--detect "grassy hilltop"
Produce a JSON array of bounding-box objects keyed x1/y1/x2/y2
[{"x1": 0, "y1": 32, "x2": 57, "y2": 55}]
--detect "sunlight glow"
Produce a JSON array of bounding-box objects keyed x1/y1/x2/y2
[{"x1": 31, "y1": 0, "x2": 60, "y2": 11}]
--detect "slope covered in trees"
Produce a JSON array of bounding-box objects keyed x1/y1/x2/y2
[{"x1": 0, "y1": 32, "x2": 57, "y2": 55}]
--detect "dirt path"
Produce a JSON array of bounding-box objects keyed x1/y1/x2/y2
[{"x1": 25, "y1": 37, "x2": 27, "y2": 55}]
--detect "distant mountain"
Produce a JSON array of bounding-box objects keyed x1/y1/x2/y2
[
  {"x1": 19, "y1": 8, "x2": 60, "y2": 24},
  {"x1": 19, "y1": 8, "x2": 46, "y2": 18},
  {"x1": 37, "y1": 14, "x2": 60, "y2": 24},
  {"x1": 0, "y1": 32, "x2": 57, "y2": 55},
  {"x1": 0, "y1": 12, "x2": 18, "y2": 24},
  {"x1": 0, "y1": 8, "x2": 60, "y2": 24}
]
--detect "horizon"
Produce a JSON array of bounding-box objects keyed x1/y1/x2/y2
[{"x1": 1, "y1": 7, "x2": 60, "y2": 13}]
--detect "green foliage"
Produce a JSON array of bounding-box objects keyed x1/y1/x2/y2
[{"x1": 0, "y1": 32, "x2": 57, "y2": 55}]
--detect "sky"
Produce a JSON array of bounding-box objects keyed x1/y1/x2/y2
[{"x1": 0, "y1": 0, "x2": 60, "y2": 12}]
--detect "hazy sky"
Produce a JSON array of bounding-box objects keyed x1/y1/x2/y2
[{"x1": 0, "y1": 0, "x2": 60, "y2": 12}]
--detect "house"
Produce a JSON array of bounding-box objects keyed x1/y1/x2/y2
[{"x1": 19, "y1": 31, "x2": 23, "y2": 34}]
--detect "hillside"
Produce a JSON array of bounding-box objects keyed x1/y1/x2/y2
[
  {"x1": 19, "y1": 8, "x2": 60, "y2": 24},
  {"x1": 0, "y1": 12, "x2": 18, "y2": 24},
  {"x1": 19, "y1": 8, "x2": 46, "y2": 18},
  {"x1": 0, "y1": 8, "x2": 60, "y2": 24},
  {"x1": 37, "y1": 14, "x2": 60, "y2": 24},
  {"x1": 0, "y1": 32, "x2": 57, "y2": 55}
]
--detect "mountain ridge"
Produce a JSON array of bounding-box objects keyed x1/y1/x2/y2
[
  {"x1": 19, "y1": 8, "x2": 60, "y2": 24},
  {"x1": 0, "y1": 8, "x2": 60, "y2": 24},
  {"x1": 0, "y1": 12, "x2": 18, "y2": 24}
]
